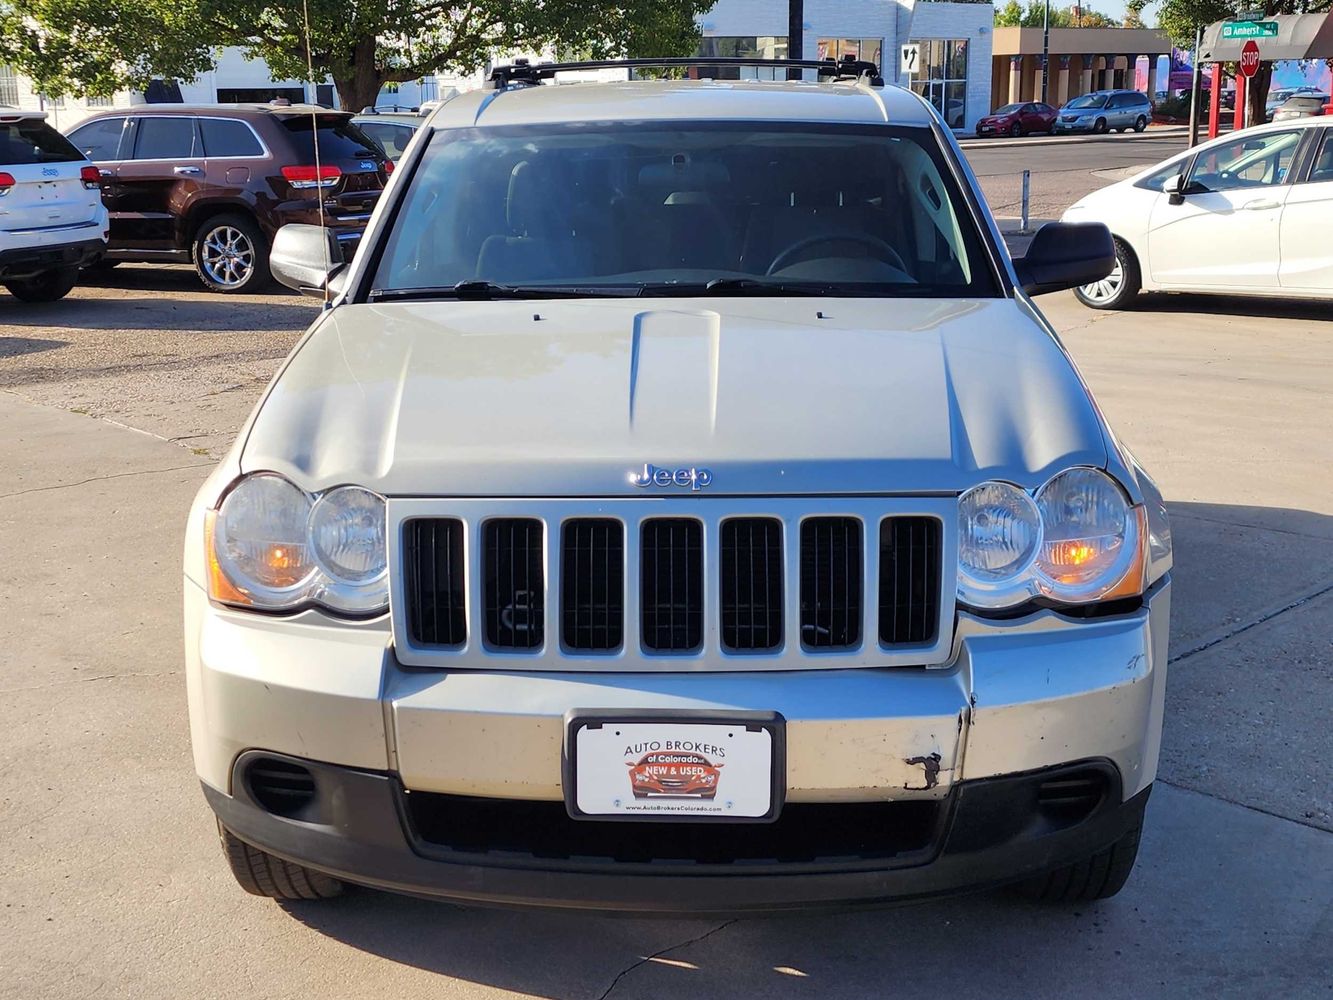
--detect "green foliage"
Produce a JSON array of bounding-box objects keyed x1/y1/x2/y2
[
  {"x1": 0, "y1": 0, "x2": 712, "y2": 110},
  {"x1": 993, "y1": 2, "x2": 1118, "y2": 28},
  {"x1": 1124, "y1": 0, "x2": 1149, "y2": 28},
  {"x1": 0, "y1": 0, "x2": 214, "y2": 98}
]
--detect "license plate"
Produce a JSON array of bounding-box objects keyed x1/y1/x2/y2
[{"x1": 564, "y1": 712, "x2": 784, "y2": 822}]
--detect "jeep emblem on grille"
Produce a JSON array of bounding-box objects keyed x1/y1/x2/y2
[{"x1": 629, "y1": 464, "x2": 713, "y2": 491}]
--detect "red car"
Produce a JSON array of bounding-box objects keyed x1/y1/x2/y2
[
  {"x1": 976, "y1": 101, "x2": 1058, "y2": 137},
  {"x1": 627, "y1": 751, "x2": 721, "y2": 798}
]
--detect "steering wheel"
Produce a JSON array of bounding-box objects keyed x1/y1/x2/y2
[{"x1": 767, "y1": 233, "x2": 908, "y2": 276}]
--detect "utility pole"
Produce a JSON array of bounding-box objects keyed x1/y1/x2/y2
[
  {"x1": 1041, "y1": 0, "x2": 1052, "y2": 103},
  {"x1": 1188, "y1": 24, "x2": 1202, "y2": 146},
  {"x1": 788, "y1": 0, "x2": 804, "y2": 81}
]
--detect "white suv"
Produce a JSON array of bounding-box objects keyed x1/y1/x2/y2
[
  {"x1": 185, "y1": 58, "x2": 1173, "y2": 913},
  {"x1": 0, "y1": 108, "x2": 107, "y2": 302}
]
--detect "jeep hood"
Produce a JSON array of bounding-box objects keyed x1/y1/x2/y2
[{"x1": 241, "y1": 298, "x2": 1108, "y2": 496}]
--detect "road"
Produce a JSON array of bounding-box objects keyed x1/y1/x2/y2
[
  {"x1": 1, "y1": 145, "x2": 1331, "y2": 998},
  {"x1": 963, "y1": 132, "x2": 1189, "y2": 224}
]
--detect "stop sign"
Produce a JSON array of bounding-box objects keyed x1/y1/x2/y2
[{"x1": 1240, "y1": 39, "x2": 1261, "y2": 78}]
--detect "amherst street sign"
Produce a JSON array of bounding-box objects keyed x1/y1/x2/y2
[{"x1": 1222, "y1": 20, "x2": 1279, "y2": 38}]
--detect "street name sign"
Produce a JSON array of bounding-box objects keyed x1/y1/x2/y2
[{"x1": 1222, "y1": 21, "x2": 1279, "y2": 39}]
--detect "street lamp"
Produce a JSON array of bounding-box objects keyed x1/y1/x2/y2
[{"x1": 1041, "y1": 0, "x2": 1051, "y2": 103}]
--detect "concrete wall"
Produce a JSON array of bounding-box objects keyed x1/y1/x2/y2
[{"x1": 902, "y1": 2, "x2": 994, "y2": 130}]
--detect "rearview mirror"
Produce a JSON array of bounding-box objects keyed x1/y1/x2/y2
[
  {"x1": 270, "y1": 224, "x2": 346, "y2": 299},
  {"x1": 1012, "y1": 221, "x2": 1115, "y2": 297}
]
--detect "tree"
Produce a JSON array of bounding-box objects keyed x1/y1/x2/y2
[
  {"x1": 1123, "y1": 0, "x2": 1150, "y2": 28},
  {"x1": 993, "y1": 2, "x2": 1117, "y2": 28},
  {"x1": 0, "y1": 0, "x2": 714, "y2": 111},
  {"x1": 1156, "y1": 0, "x2": 1331, "y2": 125}
]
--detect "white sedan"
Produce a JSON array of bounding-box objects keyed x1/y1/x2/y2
[{"x1": 1062, "y1": 118, "x2": 1333, "y2": 308}]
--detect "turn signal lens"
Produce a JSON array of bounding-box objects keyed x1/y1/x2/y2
[
  {"x1": 0, "y1": 171, "x2": 14, "y2": 195},
  {"x1": 79, "y1": 165, "x2": 100, "y2": 189}
]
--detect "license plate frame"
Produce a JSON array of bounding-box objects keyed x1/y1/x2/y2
[{"x1": 563, "y1": 710, "x2": 785, "y2": 823}]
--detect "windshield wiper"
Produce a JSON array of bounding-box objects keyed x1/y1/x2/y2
[{"x1": 369, "y1": 280, "x2": 640, "y2": 302}]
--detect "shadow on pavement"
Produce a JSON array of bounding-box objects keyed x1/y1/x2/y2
[
  {"x1": 78, "y1": 263, "x2": 299, "y2": 296},
  {"x1": 0, "y1": 336, "x2": 67, "y2": 359},
  {"x1": 1134, "y1": 292, "x2": 1333, "y2": 322},
  {"x1": 0, "y1": 291, "x2": 315, "y2": 333}
]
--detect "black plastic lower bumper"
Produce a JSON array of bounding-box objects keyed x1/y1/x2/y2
[
  {"x1": 204, "y1": 753, "x2": 1150, "y2": 914},
  {"x1": 0, "y1": 237, "x2": 103, "y2": 279}
]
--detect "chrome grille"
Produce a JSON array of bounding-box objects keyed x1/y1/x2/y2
[
  {"x1": 879, "y1": 517, "x2": 942, "y2": 645},
  {"x1": 562, "y1": 519, "x2": 624, "y2": 651},
  {"x1": 720, "y1": 518, "x2": 783, "y2": 651},
  {"x1": 640, "y1": 519, "x2": 703, "y2": 652},
  {"x1": 800, "y1": 517, "x2": 862, "y2": 649},
  {"x1": 482, "y1": 518, "x2": 544, "y2": 649},
  {"x1": 403, "y1": 518, "x2": 466, "y2": 647},
  {"x1": 392, "y1": 499, "x2": 954, "y2": 672}
]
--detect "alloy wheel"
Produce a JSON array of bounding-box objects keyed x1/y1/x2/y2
[
  {"x1": 200, "y1": 225, "x2": 256, "y2": 288},
  {"x1": 1078, "y1": 256, "x2": 1124, "y2": 304}
]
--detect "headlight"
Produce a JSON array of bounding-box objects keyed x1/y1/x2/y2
[
  {"x1": 957, "y1": 482, "x2": 1041, "y2": 608},
  {"x1": 958, "y1": 469, "x2": 1147, "y2": 611},
  {"x1": 206, "y1": 474, "x2": 388, "y2": 617}
]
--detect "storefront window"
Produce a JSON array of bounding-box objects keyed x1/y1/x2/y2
[
  {"x1": 908, "y1": 39, "x2": 969, "y2": 128},
  {"x1": 816, "y1": 38, "x2": 884, "y2": 69},
  {"x1": 695, "y1": 37, "x2": 789, "y2": 80}
]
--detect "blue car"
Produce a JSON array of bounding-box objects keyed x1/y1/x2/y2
[{"x1": 1055, "y1": 90, "x2": 1153, "y2": 134}]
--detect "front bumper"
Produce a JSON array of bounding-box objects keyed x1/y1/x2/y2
[
  {"x1": 1054, "y1": 119, "x2": 1097, "y2": 133},
  {"x1": 208, "y1": 751, "x2": 1150, "y2": 913},
  {"x1": 185, "y1": 578, "x2": 1169, "y2": 910}
]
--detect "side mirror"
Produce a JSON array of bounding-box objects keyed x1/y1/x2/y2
[
  {"x1": 270, "y1": 224, "x2": 345, "y2": 298},
  {"x1": 1012, "y1": 221, "x2": 1115, "y2": 297},
  {"x1": 1163, "y1": 173, "x2": 1186, "y2": 205}
]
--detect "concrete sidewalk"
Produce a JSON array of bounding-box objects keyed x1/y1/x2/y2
[{"x1": 2, "y1": 278, "x2": 1331, "y2": 1000}]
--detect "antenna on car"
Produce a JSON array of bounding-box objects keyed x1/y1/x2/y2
[{"x1": 301, "y1": 0, "x2": 330, "y2": 307}]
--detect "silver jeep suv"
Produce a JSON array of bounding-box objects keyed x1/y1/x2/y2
[{"x1": 184, "y1": 58, "x2": 1171, "y2": 913}]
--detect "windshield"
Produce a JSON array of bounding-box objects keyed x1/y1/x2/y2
[
  {"x1": 1066, "y1": 95, "x2": 1107, "y2": 110},
  {"x1": 993, "y1": 104, "x2": 1023, "y2": 114},
  {"x1": 372, "y1": 122, "x2": 996, "y2": 299}
]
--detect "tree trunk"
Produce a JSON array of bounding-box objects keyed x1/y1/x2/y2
[
  {"x1": 332, "y1": 37, "x2": 385, "y2": 111},
  {"x1": 1247, "y1": 62, "x2": 1271, "y2": 129}
]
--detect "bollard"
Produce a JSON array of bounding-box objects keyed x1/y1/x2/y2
[{"x1": 1021, "y1": 169, "x2": 1030, "y2": 234}]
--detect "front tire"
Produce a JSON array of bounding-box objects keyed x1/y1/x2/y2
[
  {"x1": 192, "y1": 213, "x2": 271, "y2": 293},
  {"x1": 1009, "y1": 122, "x2": 1023, "y2": 138},
  {"x1": 1134, "y1": 115, "x2": 1148, "y2": 132},
  {"x1": 219, "y1": 823, "x2": 343, "y2": 900},
  {"x1": 1093, "y1": 117, "x2": 1109, "y2": 134},
  {"x1": 4, "y1": 265, "x2": 79, "y2": 303},
  {"x1": 1073, "y1": 237, "x2": 1141, "y2": 310},
  {"x1": 1013, "y1": 814, "x2": 1143, "y2": 902}
]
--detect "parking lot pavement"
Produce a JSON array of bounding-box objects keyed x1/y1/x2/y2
[
  {"x1": 1, "y1": 273, "x2": 1331, "y2": 998},
  {"x1": 0, "y1": 265, "x2": 316, "y2": 458}
]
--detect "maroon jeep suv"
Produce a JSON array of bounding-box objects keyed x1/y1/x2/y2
[{"x1": 67, "y1": 105, "x2": 389, "y2": 292}]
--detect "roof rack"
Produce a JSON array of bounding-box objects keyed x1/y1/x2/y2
[{"x1": 487, "y1": 56, "x2": 884, "y2": 90}]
